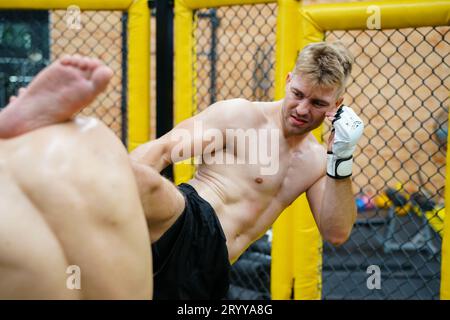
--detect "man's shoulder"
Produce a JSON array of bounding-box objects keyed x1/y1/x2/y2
[
  {"x1": 211, "y1": 98, "x2": 265, "y2": 125},
  {"x1": 300, "y1": 133, "x2": 327, "y2": 165},
  {"x1": 293, "y1": 135, "x2": 327, "y2": 186},
  {"x1": 213, "y1": 98, "x2": 255, "y2": 111}
]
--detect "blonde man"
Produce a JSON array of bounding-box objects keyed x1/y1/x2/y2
[{"x1": 132, "y1": 41, "x2": 364, "y2": 299}]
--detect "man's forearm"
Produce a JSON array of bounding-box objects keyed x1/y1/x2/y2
[
  {"x1": 129, "y1": 140, "x2": 171, "y2": 173},
  {"x1": 319, "y1": 177, "x2": 357, "y2": 245}
]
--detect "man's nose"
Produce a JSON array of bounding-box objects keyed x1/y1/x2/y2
[{"x1": 295, "y1": 100, "x2": 310, "y2": 115}]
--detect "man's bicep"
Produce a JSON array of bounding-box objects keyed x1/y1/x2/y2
[
  {"x1": 163, "y1": 101, "x2": 232, "y2": 162},
  {"x1": 129, "y1": 100, "x2": 239, "y2": 168}
]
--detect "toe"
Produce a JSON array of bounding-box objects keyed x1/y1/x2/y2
[
  {"x1": 60, "y1": 55, "x2": 73, "y2": 65},
  {"x1": 84, "y1": 57, "x2": 97, "y2": 70},
  {"x1": 92, "y1": 66, "x2": 113, "y2": 92},
  {"x1": 80, "y1": 57, "x2": 91, "y2": 70},
  {"x1": 90, "y1": 58, "x2": 103, "y2": 69},
  {"x1": 69, "y1": 54, "x2": 84, "y2": 68},
  {"x1": 9, "y1": 96, "x2": 17, "y2": 103},
  {"x1": 63, "y1": 55, "x2": 91, "y2": 71},
  {"x1": 62, "y1": 55, "x2": 81, "y2": 67},
  {"x1": 18, "y1": 87, "x2": 26, "y2": 96}
]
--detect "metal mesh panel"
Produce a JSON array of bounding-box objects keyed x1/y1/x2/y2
[
  {"x1": 193, "y1": 4, "x2": 277, "y2": 300},
  {"x1": 0, "y1": 11, "x2": 49, "y2": 109},
  {"x1": 0, "y1": 9, "x2": 127, "y2": 143},
  {"x1": 323, "y1": 27, "x2": 449, "y2": 299},
  {"x1": 194, "y1": 4, "x2": 276, "y2": 112}
]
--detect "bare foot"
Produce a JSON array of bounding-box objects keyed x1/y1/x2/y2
[{"x1": 0, "y1": 55, "x2": 113, "y2": 138}]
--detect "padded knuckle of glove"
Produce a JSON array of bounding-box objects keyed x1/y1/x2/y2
[{"x1": 327, "y1": 105, "x2": 364, "y2": 179}]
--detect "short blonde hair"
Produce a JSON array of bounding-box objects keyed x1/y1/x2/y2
[{"x1": 294, "y1": 41, "x2": 353, "y2": 97}]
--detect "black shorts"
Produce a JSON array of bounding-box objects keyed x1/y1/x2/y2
[{"x1": 151, "y1": 183, "x2": 230, "y2": 300}]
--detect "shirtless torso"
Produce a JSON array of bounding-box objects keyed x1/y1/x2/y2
[
  {"x1": 130, "y1": 74, "x2": 357, "y2": 266},
  {"x1": 187, "y1": 99, "x2": 327, "y2": 261}
]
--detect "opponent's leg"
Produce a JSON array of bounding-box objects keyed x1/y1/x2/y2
[
  {"x1": 0, "y1": 55, "x2": 112, "y2": 138},
  {"x1": 1, "y1": 119, "x2": 152, "y2": 299},
  {"x1": 0, "y1": 54, "x2": 182, "y2": 244}
]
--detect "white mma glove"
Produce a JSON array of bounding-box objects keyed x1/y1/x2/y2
[{"x1": 327, "y1": 105, "x2": 364, "y2": 179}]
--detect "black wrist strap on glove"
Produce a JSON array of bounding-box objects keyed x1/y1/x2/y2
[{"x1": 326, "y1": 151, "x2": 353, "y2": 180}]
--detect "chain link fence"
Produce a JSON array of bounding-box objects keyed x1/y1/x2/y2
[
  {"x1": 0, "y1": 9, "x2": 127, "y2": 143},
  {"x1": 0, "y1": 11, "x2": 49, "y2": 109},
  {"x1": 322, "y1": 26, "x2": 449, "y2": 299},
  {"x1": 193, "y1": 4, "x2": 277, "y2": 300}
]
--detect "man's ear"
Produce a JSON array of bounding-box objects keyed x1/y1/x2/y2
[{"x1": 286, "y1": 72, "x2": 292, "y2": 85}]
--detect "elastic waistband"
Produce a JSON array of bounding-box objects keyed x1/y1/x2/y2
[
  {"x1": 177, "y1": 183, "x2": 228, "y2": 244},
  {"x1": 177, "y1": 183, "x2": 198, "y2": 196}
]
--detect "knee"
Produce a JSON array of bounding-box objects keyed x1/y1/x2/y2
[
  {"x1": 72, "y1": 116, "x2": 128, "y2": 160},
  {"x1": 8, "y1": 118, "x2": 142, "y2": 225},
  {"x1": 17, "y1": 117, "x2": 131, "y2": 185},
  {"x1": 65, "y1": 118, "x2": 144, "y2": 224},
  {"x1": 131, "y1": 160, "x2": 165, "y2": 195}
]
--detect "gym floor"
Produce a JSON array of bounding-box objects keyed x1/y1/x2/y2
[{"x1": 322, "y1": 211, "x2": 442, "y2": 299}]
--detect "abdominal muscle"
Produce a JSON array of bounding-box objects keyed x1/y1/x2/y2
[{"x1": 188, "y1": 165, "x2": 287, "y2": 263}]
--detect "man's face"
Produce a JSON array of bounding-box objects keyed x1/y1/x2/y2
[{"x1": 281, "y1": 72, "x2": 343, "y2": 137}]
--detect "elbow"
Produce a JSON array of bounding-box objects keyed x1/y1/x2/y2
[
  {"x1": 161, "y1": 151, "x2": 173, "y2": 167},
  {"x1": 323, "y1": 210, "x2": 357, "y2": 246},
  {"x1": 323, "y1": 229, "x2": 352, "y2": 247}
]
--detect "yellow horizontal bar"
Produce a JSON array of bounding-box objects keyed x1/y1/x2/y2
[
  {"x1": 304, "y1": 0, "x2": 450, "y2": 31},
  {"x1": 180, "y1": 0, "x2": 275, "y2": 10},
  {"x1": 0, "y1": 0, "x2": 133, "y2": 10}
]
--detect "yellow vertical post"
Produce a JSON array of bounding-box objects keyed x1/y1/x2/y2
[
  {"x1": 272, "y1": 0, "x2": 325, "y2": 300},
  {"x1": 292, "y1": 5, "x2": 324, "y2": 300},
  {"x1": 174, "y1": 0, "x2": 196, "y2": 184},
  {"x1": 127, "y1": 0, "x2": 151, "y2": 151},
  {"x1": 271, "y1": 0, "x2": 300, "y2": 300},
  {"x1": 441, "y1": 108, "x2": 450, "y2": 299}
]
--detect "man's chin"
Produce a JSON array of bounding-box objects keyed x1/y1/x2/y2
[{"x1": 288, "y1": 126, "x2": 309, "y2": 136}]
